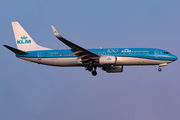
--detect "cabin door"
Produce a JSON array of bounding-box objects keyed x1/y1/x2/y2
[
  {"x1": 154, "y1": 50, "x2": 159, "y2": 58},
  {"x1": 37, "y1": 52, "x2": 42, "y2": 63}
]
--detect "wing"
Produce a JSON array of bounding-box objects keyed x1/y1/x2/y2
[{"x1": 51, "y1": 25, "x2": 99, "y2": 64}]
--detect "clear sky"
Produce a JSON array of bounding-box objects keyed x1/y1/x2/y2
[{"x1": 0, "y1": 0, "x2": 180, "y2": 120}]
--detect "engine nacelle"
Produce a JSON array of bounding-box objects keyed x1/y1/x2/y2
[
  {"x1": 102, "y1": 66, "x2": 123, "y2": 73},
  {"x1": 99, "y1": 56, "x2": 116, "y2": 65}
]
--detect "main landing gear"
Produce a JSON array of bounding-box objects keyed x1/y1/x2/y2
[
  {"x1": 158, "y1": 67, "x2": 162, "y2": 72},
  {"x1": 87, "y1": 66, "x2": 97, "y2": 76},
  {"x1": 87, "y1": 66, "x2": 93, "y2": 71},
  {"x1": 92, "y1": 70, "x2": 97, "y2": 76}
]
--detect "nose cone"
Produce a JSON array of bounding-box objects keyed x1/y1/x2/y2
[{"x1": 171, "y1": 55, "x2": 178, "y2": 61}]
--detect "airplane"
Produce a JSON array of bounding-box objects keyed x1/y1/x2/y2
[{"x1": 4, "y1": 22, "x2": 178, "y2": 76}]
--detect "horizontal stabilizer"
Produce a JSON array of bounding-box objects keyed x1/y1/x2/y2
[{"x1": 3, "y1": 45, "x2": 28, "y2": 55}]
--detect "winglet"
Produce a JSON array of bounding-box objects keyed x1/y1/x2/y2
[{"x1": 51, "y1": 25, "x2": 62, "y2": 38}]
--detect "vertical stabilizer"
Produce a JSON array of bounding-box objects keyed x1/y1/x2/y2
[{"x1": 12, "y1": 22, "x2": 51, "y2": 51}]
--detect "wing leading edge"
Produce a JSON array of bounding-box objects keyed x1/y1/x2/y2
[{"x1": 51, "y1": 25, "x2": 99, "y2": 64}]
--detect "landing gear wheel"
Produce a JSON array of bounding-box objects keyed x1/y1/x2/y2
[
  {"x1": 92, "y1": 71, "x2": 97, "y2": 76},
  {"x1": 158, "y1": 68, "x2": 162, "y2": 72},
  {"x1": 87, "y1": 66, "x2": 93, "y2": 71}
]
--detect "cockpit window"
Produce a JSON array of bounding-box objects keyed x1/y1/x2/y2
[{"x1": 163, "y1": 52, "x2": 170, "y2": 54}]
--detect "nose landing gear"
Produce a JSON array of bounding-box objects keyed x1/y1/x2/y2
[{"x1": 158, "y1": 67, "x2": 162, "y2": 72}]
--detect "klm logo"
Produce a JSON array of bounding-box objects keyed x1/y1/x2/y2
[
  {"x1": 17, "y1": 35, "x2": 31, "y2": 44},
  {"x1": 17, "y1": 40, "x2": 31, "y2": 44},
  {"x1": 107, "y1": 57, "x2": 111, "y2": 60}
]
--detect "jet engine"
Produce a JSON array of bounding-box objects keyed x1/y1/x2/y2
[
  {"x1": 99, "y1": 56, "x2": 116, "y2": 65},
  {"x1": 102, "y1": 66, "x2": 123, "y2": 73}
]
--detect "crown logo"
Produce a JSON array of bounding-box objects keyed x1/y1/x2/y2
[
  {"x1": 21, "y1": 35, "x2": 27, "y2": 39},
  {"x1": 107, "y1": 57, "x2": 111, "y2": 60}
]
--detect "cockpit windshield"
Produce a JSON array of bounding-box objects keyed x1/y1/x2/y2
[{"x1": 163, "y1": 52, "x2": 170, "y2": 54}]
